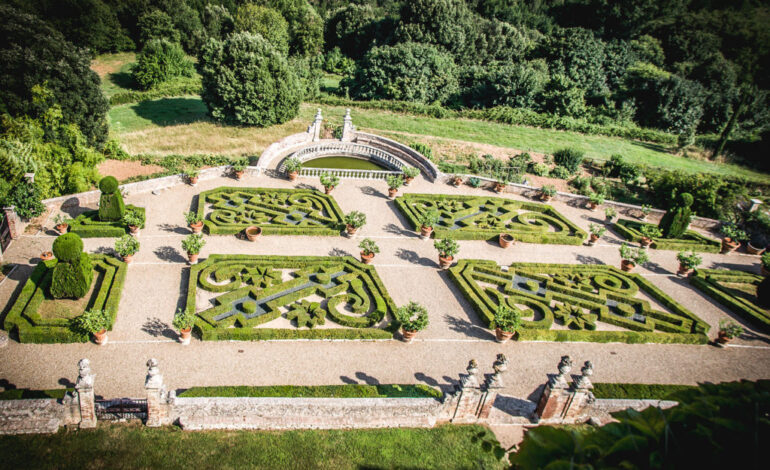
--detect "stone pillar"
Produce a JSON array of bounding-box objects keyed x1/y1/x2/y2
[
  {"x1": 145, "y1": 358, "x2": 168, "y2": 427},
  {"x1": 564, "y1": 361, "x2": 595, "y2": 420},
  {"x1": 534, "y1": 355, "x2": 573, "y2": 421},
  {"x1": 749, "y1": 198, "x2": 763, "y2": 213},
  {"x1": 478, "y1": 354, "x2": 508, "y2": 419},
  {"x1": 450, "y1": 360, "x2": 484, "y2": 423},
  {"x1": 308, "y1": 108, "x2": 323, "y2": 142},
  {"x1": 2, "y1": 206, "x2": 21, "y2": 240},
  {"x1": 74, "y1": 359, "x2": 96, "y2": 429},
  {"x1": 341, "y1": 108, "x2": 356, "y2": 142}
]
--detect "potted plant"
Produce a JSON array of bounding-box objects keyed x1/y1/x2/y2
[
  {"x1": 639, "y1": 204, "x2": 652, "y2": 221},
  {"x1": 184, "y1": 211, "x2": 204, "y2": 234},
  {"x1": 761, "y1": 252, "x2": 770, "y2": 276},
  {"x1": 184, "y1": 168, "x2": 199, "y2": 185},
  {"x1": 499, "y1": 233, "x2": 514, "y2": 248},
  {"x1": 402, "y1": 167, "x2": 420, "y2": 185},
  {"x1": 450, "y1": 174, "x2": 463, "y2": 187},
  {"x1": 619, "y1": 242, "x2": 649, "y2": 272},
  {"x1": 358, "y1": 238, "x2": 379, "y2": 264},
  {"x1": 720, "y1": 223, "x2": 748, "y2": 254},
  {"x1": 231, "y1": 158, "x2": 248, "y2": 180},
  {"x1": 676, "y1": 250, "x2": 702, "y2": 277},
  {"x1": 319, "y1": 172, "x2": 340, "y2": 194},
  {"x1": 586, "y1": 191, "x2": 605, "y2": 211},
  {"x1": 122, "y1": 210, "x2": 145, "y2": 236},
  {"x1": 40, "y1": 251, "x2": 54, "y2": 261},
  {"x1": 53, "y1": 214, "x2": 69, "y2": 234},
  {"x1": 604, "y1": 206, "x2": 617, "y2": 223},
  {"x1": 344, "y1": 211, "x2": 366, "y2": 236},
  {"x1": 182, "y1": 233, "x2": 206, "y2": 264},
  {"x1": 244, "y1": 226, "x2": 262, "y2": 241},
  {"x1": 284, "y1": 157, "x2": 303, "y2": 181},
  {"x1": 172, "y1": 308, "x2": 196, "y2": 345},
  {"x1": 716, "y1": 319, "x2": 743, "y2": 346},
  {"x1": 395, "y1": 301, "x2": 429, "y2": 343},
  {"x1": 74, "y1": 309, "x2": 110, "y2": 345},
  {"x1": 434, "y1": 238, "x2": 459, "y2": 269},
  {"x1": 114, "y1": 234, "x2": 140, "y2": 263},
  {"x1": 539, "y1": 185, "x2": 557, "y2": 202},
  {"x1": 386, "y1": 174, "x2": 404, "y2": 199},
  {"x1": 417, "y1": 209, "x2": 440, "y2": 239},
  {"x1": 639, "y1": 224, "x2": 662, "y2": 248},
  {"x1": 493, "y1": 304, "x2": 522, "y2": 343},
  {"x1": 588, "y1": 223, "x2": 606, "y2": 245},
  {"x1": 493, "y1": 176, "x2": 508, "y2": 193},
  {"x1": 747, "y1": 232, "x2": 768, "y2": 255}
]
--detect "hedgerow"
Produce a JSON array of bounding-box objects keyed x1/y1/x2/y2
[
  {"x1": 178, "y1": 384, "x2": 442, "y2": 399},
  {"x1": 614, "y1": 219, "x2": 721, "y2": 253},
  {"x1": 68, "y1": 205, "x2": 145, "y2": 238},
  {"x1": 690, "y1": 269, "x2": 769, "y2": 332}
]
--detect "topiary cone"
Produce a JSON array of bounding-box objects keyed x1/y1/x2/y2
[
  {"x1": 98, "y1": 176, "x2": 125, "y2": 222},
  {"x1": 50, "y1": 233, "x2": 93, "y2": 299},
  {"x1": 658, "y1": 193, "x2": 693, "y2": 239}
]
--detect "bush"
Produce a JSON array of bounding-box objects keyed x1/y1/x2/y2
[
  {"x1": 199, "y1": 32, "x2": 302, "y2": 126},
  {"x1": 234, "y1": 4, "x2": 290, "y2": 56},
  {"x1": 132, "y1": 39, "x2": 195, "y2": 90},
  {"x1": 553, "y1": 148, "x2": 585, "y2": 174},
  {"x1": 395, "y1": 301, "x2": 429, "y2": 332},
  {"x1": 114, "y1": 235, "x2": 140, "y2": 257},
  {"x1": 50, "y1": 234, "x2": 93, "y2": 299},
  {"x1": 72, "y1": 309, "x2": 109, "y2": 335},
  {"x1": 659, "y1": 193, "x2": 693, "y2": 239},
  {"x1": 529, "y1": 162, "x2": 550, "y2": 176},
  {"x1": 97, "y1": 177, "x2": 125, "y2": 222},
  {"x1": 53, "y1": 233, "x2": 83, "y2": 262},
  {"x1": 549, "y1": 166, "x2": 572, "y2": 179}
]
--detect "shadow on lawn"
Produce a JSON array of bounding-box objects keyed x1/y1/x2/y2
[{"x1": 130, "y1": 97, "x2": 209, "y2": 127}]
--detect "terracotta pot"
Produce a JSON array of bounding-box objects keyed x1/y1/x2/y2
[
  {"x1": 93, "y1": 329, "x2": 108, "y2": 346},
  {"x1": 189, "y1": 221, "x2": 204, "y2": 234},
  {"x1": 188, "y1": 252, "x2": 199, "y2": 264},
  {"x1": 605, "y1": 217, "x2": 615, "y2": 224},
  {"x1": 245, "y1": 226, "x2": 262, "y2": 241},
  {"x1": 288, "y1": 171, "x2": 298, "y2": 182},
  {"x1": 762, "y1": 265, "x2": 769, "y2": 277},
  {"x1": 179, "y1": 327, "x2": 192, "y2": 345},
  {"x1": 122, "y1": 254, "x2": 133, "y2": 264},
  {"x1": 438, "y1": 255, "x2": 454, "y2": 269},
  {"x1": 677, "y1": 263, "x2": 693, "y2": 277},
  {"x1": 494, "y1": 183, "x2": 505, "y2": 193},
  {"x1": 495, "y1": 328, "x2": 515, "y2": 343},
  {"x1": 540, "y1": 194, "x2": 552, "y2": 202},
  {"x1": 189, "y1": 176, "x2": 198, "y2": 185},
  {"x1": 721, "y1": 238, "x2": 740, "y2": 254},
  {"x1": 346, "y1": 224, "x2": 358, "y2": 236},
  {"x1": 746, "y1": 242, "x2": 766, "y2": 255},
  {"x1": 639, "y1": 237, "x2": 653, "y2": 248},
  {"x1": 324, "y1": 186, "x2": 334, "y2": 195},
  {"x1": 360, "y1": 251, "x2": 375, "y2": 264},
  {"x1": 40, "y1": 251, "x2": 54, "y2": 261},
  {"x1": 587, "y1": 202, "x2": 599, "y2": 211},
  {"x1": 404, "y1": 176, "x2": 414, "y2": 186},
  {"x1": 499, "y1": 233, "x2": 514, "y2": 248},
  {"x1": 55, "y1": 223, "x2": 68, "y2": 235},
  {"x1": 620, "y1": 259, "x2": 635, "y2": 272},
  {"x1": 128, "y1": 225, "x2": 139, "y2": 235},
  {"x1": 420, "y1": 225, "x2": 433, "y2": 239},
  {"x1": 401, "y1": 329, "x2": 418, "y2": 343},
  {"x1": 234, "y1": 170, "x2": 245, "y2": 180},
  {"x1": 588, "y1": 233, "x2": 600, "y2": 245},
  {"x1": 716, "y1": 331, "x2": 731, "y2": 346},
  {"x1": 452, "y1": 177, "x2": 463, "y2": 187},
  {"x1": 388, "y1": 188, "x2": 398, "y2": 199}
]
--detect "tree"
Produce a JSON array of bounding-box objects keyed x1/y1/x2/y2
[
  {"x1": 132, "y1": 39, "x2": 194, "y2": 90},
  {"x1": 0, "y1": 5, "x2": 108, "y2": 146},
  {"x1": 255, "y1": 0, "x2": 324, "y2": 57},
  {"x1": 199, "y1": 32, "x2": 302, "y2": 127},
  {"x1": 137, "y1": 9, "x2": 180, "y2": 46},
  {"x1": 235, "y1": 4, "x2": 290, "y2": 56},
  {"x1": 343, "y1": 42, "x2": 459, "y2": 105},
  {"x1": 539, "y1": 27, "x2": 608, "y2": 99},
  {"x1": 459, "y1": 60, "x2": 549, "y2": 109},
  {"x1": 325, "y1": 4, "x2": 381, "y2": 60},
  {"x1": 540, "y1": 74, "x2": 588, "y2": 118},
  {"x1": 201, "y1": 3, "x2": 235, "y2": 41}
]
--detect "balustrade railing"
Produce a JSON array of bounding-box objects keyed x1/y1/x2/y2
[
  {"x1": 297, "y1": 168, "x2": 401, "y2": 180},
  {"x1": 279, "y1": 142, "x2": 408, "y2": 174}
]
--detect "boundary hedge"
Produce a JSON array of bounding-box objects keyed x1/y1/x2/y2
[
  {"x1": 68, "y1": 205, "x2": 145, "y2": 238},
  {"x1": 690, "y1": 269, "x2": 769, "y2": 332},
  {"x1": 614, "y1": 219, "x2": 720, "y2": 253},
  {"x1": 178, "y1": 384, "x2": 442, "y2": 399},
  {"x1": 0, "y1": 388, "x2": 73, "y2": 400},
  {"x1": 590, "y1": 383, "x2": 696, "y2": 400}
]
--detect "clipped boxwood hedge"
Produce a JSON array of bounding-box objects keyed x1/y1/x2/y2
[
  {"x1": 613, "y1": 219, "x2": 720, "y2": 253},
  {"x1": 68, "y1": 205, "x2": 145, "y2": 238},
  {"x1": 0, "y1": 388, "x2": 73, "y2": 400},
  {"x1": 394, "y1": 193, "x2": 586, "y2": 245},
  {"x1": 690, "y1": 269, "x2": 769, "y2": 332},
  {"x1": 590, "y1": 382, "x2": 696, "y2": 400},
  {"x1": 178, "y1": 384, "x2": 442, "y2": 399}
]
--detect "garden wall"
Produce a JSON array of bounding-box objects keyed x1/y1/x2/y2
[{"x1": 0, "y1": 397, "x2": 80, "y2": 435}]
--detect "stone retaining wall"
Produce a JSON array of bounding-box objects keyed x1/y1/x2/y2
[
  {"x1": 353, "y1": 132, "x2": 440, "y2": 182},
  {"x1": 0, "y1": 398, "x2": 80, "y2": 435}
]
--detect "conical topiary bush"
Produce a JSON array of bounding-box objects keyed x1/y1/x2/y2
[
  {"x1": 97, "y1": 176, "x2": 125, "y2": 222},
  {"x1": 50, "y1": 233, "x2": 93, "y2": 299},
  {"x1": 658, "y1": 193, "x2": 693, "y2": 239}
]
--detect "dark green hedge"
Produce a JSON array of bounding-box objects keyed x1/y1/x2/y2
[
  {"x1": 614, "y1": 219, "x2": 720, "y2": 253},
  {"x1": 0, "y1": 388, "x2": 73, "y2": 400},
  {"x1": 590, "y1": 383, "x2": 696, "y2": 400},
  {"x1": 178, "y1": 384, "x2": 441, "y2": 399},
  {"x1": 690, "y1": 269, "x2": 769, "y2": 332},
  {"x1": 68, "y1": 205, "x2": 145, "y2": 238}
]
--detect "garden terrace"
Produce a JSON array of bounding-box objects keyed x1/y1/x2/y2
[
  {"x1": 4, "y1": 255, "x2": 126, "y2": 343},
  {"x1": 187, "y1": 255, "x2": 397, "y2": 340},
  {"x1": 68, "y1": 206, "x2": 145, "y2": 238},
  {"x1": 197, "y1": 187, "x2": 345, "y2": 236},
  {"x1": 394, "y1": 193, "x2": 586, "y2": 244},
  {"x1": 448, "y1": 260, "x2": 709, "y2": 344},
  {"x1": 613, "y1": 219, "x2": 721, "y2": 253},
  {"x1": 690, "y1": 270, "x2": 770, "y2": 333}
]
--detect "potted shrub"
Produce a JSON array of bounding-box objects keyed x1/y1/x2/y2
[
  {"x1": 40, "y1": 251, "x2": 54, "y2": 261},
  {"x1": 417, "y1": 209, "x2": 440, "y2": 239},
  {"x1": 467, "y1": 177, "x2": 482, "y2": 188},
  {"x1": 639, "y1": 224, "x2": 662, "y2": 248},
  {"x1": 386, "y1": 174, "x2": 404, "y2": 199},
  {"x1": 588, "y1": 223, "x2": 606, "y2": 245},
  {"x1": 358, "y1": 238, "x2": 379, "y2": 264},
  {"x1": 586, "y1": 191, "x2": 605, "y2": 211},
  {"x1": 450, "y1": 174, "x2": 463, "y2": 187},
  {"x1": 53, "y1": 214, "x2": 69, "y2": 235},
  {"x1": 184, "y1": 168, "x2": 199, "y2": 185},
  {"x1": 231, "y1": 158, "x2": 248, "y2": 180},
  {"x1": 761, "y1": 252, "x2": 770, "y2": 276},
  {"x1": 619, "y1": 243, "x2": 649, "y2": 272},
  {"x1": 676, "y1": 250, "x2": 702, "y2": 276},
  {"x1": 122, "y1": 210, "x2": 145, "y2": 236},
  {"x1": 172, "y1": 308, "x2": 196, "y2": 345},
  {"x1": 319, "y1": 172, "x2": 340, "y2": 194},
  {"x1": 402, "y1": 167, "x2": 420, "y2": 185},
  {"x1": 747, "y1": 232, "x2": 768, "y2": 255},
  {"x1": 184, "y1": 211, "x2": 204, "y2": 234},
  {"x1": 720, "y1": 223, "x2": 748, "y2": 254},
  {"x1": 499, "y1": 233, "x2": 514, "y2": 248},
  {"x1": 284, "y1": 157, "x2": 303, "y2": 181},
  {"x1": 434, "y1": 238, "x2": 459, "y2": 269},
  {"x1": 493, "y1": 176, "x2": 508, "y2": 193},
  {"x1": 493, "y1": 304, "x2": 522, "y2": 343},
  {"x1": 244, "y1": 226, "x2": 262, "y2": 241},
  {"x1": 639, "y1": 204, "x2": 652, "y2": 221},
  {"x1": 539, "y1": 185, "x2": 557, "y2": 202},
  {"x1": 74, "y1": 309, "x2": 110, "y2": 345},
  {"x1": 114, "y1": 234, "x2": 140, "y2": 263},
  {"x1": 716, "y1": 319, "x2": 743, "y2": 347},
  {"x1": 182, "y1": 233, "x2": 206, "y2": 264},
  {"x1": 395, "y1": 301, "x2": 429, "y2": 343},
  {"x1": 344, "y1": 211, "x2": 366, "y2": 236},
  {"x1": 604, "y1": 206, "x2": 617, "y2": 223}
]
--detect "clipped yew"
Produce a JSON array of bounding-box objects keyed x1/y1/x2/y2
[
  {"x1": 97, "y1": 176, "x2": 125, "y2": 222},
  {"x1": 50, "y1": 233, "x2": 93, "y2": 299},
  {"x1": 658, "y1": 193, "x2": 693, "y2": 239}
]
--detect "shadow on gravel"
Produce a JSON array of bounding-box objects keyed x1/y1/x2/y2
[
  {"x1": 383, "y1": 223, "x2": 415, "y2": 237},
  {"x1": 154, "y1": 246, "x2": 187, "y2": 263},
  {"x1": 141, "y1": 317, "x2": 176, "y2": 340},
  {"x1": 708, "y1": 261, "x2": 760, "y2": 272},
  {"x1": 642, "y1": 261, "x2": 670, "y2": 274},
  {"x1": 93, "y1": 246, "x2": 114, "y2": 256},
  {"x1": 295, "y1": 183, "x2": 316, "y2": 191},
  {"x1": 328, "y1": 248, "x2": 351, "y2": 257},
  {"x1": 158, "y1": 223, "x2": 189, "y2": 235},
  {"x1": 444, "y1": 314, "x2": 494, "y2": 340},
  {"x1": 395, "y1": 248, "x2": 434, "y2": 267},
  {"x1": 494, "y1": 395, "x2": 536, "y2": 418},
  {"x1": 361, "y1": 186, "x2": 386, "y2": 198},
  {"x1": 575, "y1": 254, "x2": 605, "y2": 265}
]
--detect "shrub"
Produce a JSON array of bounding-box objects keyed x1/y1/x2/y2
[
  {"x1": 182, "y1": 233, "x2": 206, "y2": 255},
  {"x1": 284, "y1": 157, "x2": 302, "y2": 173},
  {"x1": 721, "y1": 222, "x2": 748, "y2": 241},
  {"x1": 467, "y1": 177, "x2": 482, "y2": 188},
  {"x1": 132, "y1": 39, "x2": 194, "y2": 90},
  {"x1": 122, "y1": 211, "x2": 145, "y2": 228},
  {"x1": 589, "y1": 192, "x2": 605, "y2": 205},
  {"x1": 718, "y1": 319, "x2": 743, "y2": 338},
  {"x1": 762, "y1": 253, "x2": 770, "y2": 270},
  {"x1": 395, "y1": 301, "x2": 429, "y2": 332},
  {"x1": 640, "y1": 224, "x2": 663, "y2": 239},
  {"x1": 529, "y1": 162, "x2": 550, "y2": 176},
  {"x1": 434, "y1": 238, "x2": 459, "y2": 258},
  {"x1": 386, "y1": 174, "x2": 404, "y2": 190},
  {"x1": 677, "y1": 250, "x2": 702, "y2": 270},
  {"x1": 319, "y1": 172, "x2": 339, "y2": 189},
  {"x1": 620, "y1": 243, "x2": 649, "y2": 265},
  {"x1": 172, "y1": 308, "x2": 196, "y2": 331},
  {"x1": 97, "y1": 176, "x2": 125, "y2": 222},
  {"x1": 589, "y1": 223, "x2": 606, "y2": 238},
  {"x1": 50, "y1": 233, "x2": 93, "y2": 299},
  {"x1": 72, "y1": 309, "x2": 109, "y2": 334},
  {"x1": 417, "y1": 210, "x2": 440, "y2": 228},
  {"x1": 494, "y1": 305, "x2": 522, "y2": 332},
  {"x1": 358, "y1": 238, "x2": 379, "y2": 256},
  {"x1": 549, "y1": 166, "x2": 572, "y2": 179},
  {"x1": 234, "y1": 4, "x2": 290, "y2": 56},
  {"x1": 553, "y1": 148, "x2": 584, "y2": 174},
  {"x1": 344, "y1": 211, "x2": 366, "y2": 229},
  {"x1": 605, "y1": 207, "x2": 617, "y2": 219},
  {"x1": 114, "y1": 235, "x2": 140, "y2": 257},
  {"x1": 658, "y1": 192, "x2": 694, "y2": 239},
  {"x1": 540, "y1": 185, "x2": 557, "y2": 197},
  {"x1": 402, "y1": 167, "x2": 421, "y2": 179},
  {"x1": 184, "y1": 211, "x2": 202, "y2": 226}
]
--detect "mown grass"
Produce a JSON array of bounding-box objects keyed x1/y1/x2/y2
[
  {"x1": 178, "y1": 384, "x2": 442, "y2": 399},
  {"x1": 92, "y1": 52, "x2": 136, "y2": 98},
  {"x1": 0, "y1": 423, "x2": 505, "y2": 470}
]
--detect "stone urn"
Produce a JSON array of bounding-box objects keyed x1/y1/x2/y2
[
  {"x1": 499, "y1": 233, "x2": 514, "y2": 248},
  {"x1": 245, "y1": 226, "x2": 262, "y2": 242},
  {"x1": 420, "y1": 225, "x2": 433, "y2": 239},
  {"x1": 438, "y1": 255, "x2": 454, "y2": 269},
  {"x1": 360, "y1": 251, "x2": 374, "y2": 264},
  {"x1": 495, "y1": 328, "x2": 514, "y2": 343}
]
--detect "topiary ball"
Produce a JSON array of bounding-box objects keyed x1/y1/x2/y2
[
  {"x1": 99, "y1": 176, "x2": 119, "y2": 194},
  {"x1": 679, "y1": 193, "x2": 693, "y2": 208},
  {"x1": 241, "y1": 301, "x2": 257, "y2": 314},
  {"x1": 52, "y1": 233, "x2": 84, "y2": 262}
]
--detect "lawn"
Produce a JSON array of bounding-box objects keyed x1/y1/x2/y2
[
  {"x1": 0, "y1": 423, "x2": 506, "y2": 470},
  {"x1": 92, "y1": 52, "x2": 136, "y2": 98}
]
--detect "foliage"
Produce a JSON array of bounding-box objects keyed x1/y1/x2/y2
[
  {"x1": 172, "y1": 308, "x2": 196, "y2": 331},
  {"x1": 231, "y1": 158, "x2": 248, "y2": 172},
  {"x1": 549, "y1": 166, "x2": 571, "y2": 179},
  {"x1": 69, "y1": 206, "x2": 144, "y2": 238},
  {"x1": 132, "y1": 40, "x2": 194, "y2": 91},
  {"x1": 179, "y1": 384, "x2": 441, "y2": 399},
  {"x1": 494, "y1": 305, "x2": 521, "y2": 332},
  {"x1": 762, "y1": 252, "x2": 770, "y2": 270},
  {"x1": 386, "y1": 174, "x2": 404, "y2": 190},
  {"x1": 137, "y1": 9, "x2": 180, "y2": 47},
  {"x1": 344, "y1": 211, "x2": 366, "y2": 229},
  {"x1": 184, "y1": 169, "x2": 199, "y2": 179},
  {"x1": 395, "y1": 301, "x2": 429, "y2": 332},
  {"x1": 182, "y1": 233, "x2": 205, "y2": 255},
  {"x1": 402, "y1": 167, "x2": 420, "y2": 179},
  {"x1": 257, "y1": 0, "x2": 324, "y2": 57},
  {"x1": 604, "y1": 207, "x2": 617, "y2": 219},
  {"x1": 114, "y1": 234, "x2": 140, "y2": 257},
  {"x1": 639, "y1": 224, "x2": 663, "y2": 239},
  {"x1": 588, "y1": 192, "x2": 605, "y2": 205},
  {"x1": 467, "y1": 177, "x2": 482, "y2": 188},
  {"x1": 553, "y1": 148, "x2": 584, "y2": 174},
  {"x1": 434, "y1": 238, "x2": 459, "y2": 258},
  {"x1": 619, "y1": 243, "x2": 649, "y2": 265},
  {"x1": 98, "y1": 177, "x2": 126, "y2": 222},
  {"x1": 645, "y1": 170, "x2": 749, "y2": 221},
  {"x1": 284, "y1": 157, "x2": 303, "y2": 173},
  {"x1": 53, "y1": 233, "x2": 83, "y2": 262},
  {"x1": 676, "y1": 250, "x2": 702, "y2": 270},
  {"x1": 235, "y1": 4, "x2": 290, "y2": 56},
  {"x1": 184, "y1": 211, "x2": 202, "y2": 226},
  {"x1": 121, "y1": 210, "x2": 145, "y2": 228},
  {"x1": 319, "y1": 172, "x2": 339, "y2": 189},
  {"x1": 50, "y1": 233, "x2": 93, "y2": 300},
  {"x1": 721, "y1": 222, "x2": 748, "y2": 241},
  {"x1": 718, "y1": 319, "x2": 743, "y2": 339},
  {"x1": 0, "y1": 181, "x2": 44, "y2": 219},
  {"x1": 591, "y1": 382, "x2": 697, "y2": 400},
  {"x1": 417, "y1": 209, "x2": 440, "y2": 229},
  {"x1": 540, "y1": 185, "x2": 556, "y2": 197},
  {"x1": 589, "y1": 223, "x2": 606, "y2": 238},
  {"x1": 72, "y1": 309, "x2": 109, "y2": 335},
  {"x1": 658, "y1": 193, "x2": 693, "y2": 239},
  {"x1": 358, "y1": 238, "x2": 379, "y2": 256},
  {"x1": 199, "y1": 32, "x2": 302, "y2": 127}
]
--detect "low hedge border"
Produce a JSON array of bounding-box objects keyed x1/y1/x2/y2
[
  {"x1": 590, "y1": 383, "x2": 696, "y2": 400},
  {"x1": 188, "y1": 255, "x2": 398, "y2": 341},
  {"x1": 178, "y1": 384, "x2": 442, "y2": 399},
  {"x1": 0, "y1": 388, "x2": 73, "y2": 400},
  {"x1": 613, "y1": 219, "x2": 720, "y2": 253},
  {"x1": 394, "y1": 193, "x2": 586, "y2": 245},
  {"x1": 68, "y1": 205, "x2": 145, "y2": 238},
  {"x1": 3, "y1": 255, "x2": 127, "y2": 343},
  {"x1": 690, "y1": 269, "x2": 769, "y2": 332},
  {"x1": 448, "y1": 259, "x2": 709, "y2": 344},
  {"x1": 196, "y1": 187, "x2": 345, "y2": 236}
]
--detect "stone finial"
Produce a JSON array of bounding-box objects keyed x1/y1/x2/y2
[
  {"x1": 341, "y1": 108, "x2": 356, "y2": 141},
  {"x1": 574, "y1": 361, "x2": 594, "y2": 390},
  {"x1": 145, "y1": 358, "x2": 164, "y2": 389},
  {"x1": 486, "y1": 354, "x2": 509, "y2": 389},
  {"x1": 550, "y1": 355, "x2": 572, "y2": 388},
  {"x1": 75, "y1": 358, "x2": 94, "y2": 389},
  {"x1": 460, "y1": 359, "x2": 480, "y2": 389},
  {"x1": 315, "y1": 108, "x2": 323, "y2": 121}
]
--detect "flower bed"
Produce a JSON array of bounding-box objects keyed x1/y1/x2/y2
[
  {"x1": 613, "y1": 219, "x2": 720, "y2": 253},
  {"x1": 68, "y1": 205, "x2": 145, "y2": 238},
  {"x1": 448, "y1": 259, "x2": 709, "y2": 344},
  {"x1": 690, "y1": 270, "x2": 769, "y2": 332}
]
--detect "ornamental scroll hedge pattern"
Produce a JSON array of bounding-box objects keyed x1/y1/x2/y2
[
  {"x1": 187, "y1": 255, "x2": 398, "y2": 340},
  {"x1": 690, "y1": 269, "x2": 770, "y2": 333},
  {"x1": 197, "y1": 187, "x2": 345, "y2": 235},
  {"x1": 614, "y1": 219, "x2": 720, "y2": 253},
  {"x1": 448, "y1": 259, "x2": 709, "y2": 344},
  {"x1": 394, "y1": 194, "x2": 586, "y2": 244}
]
